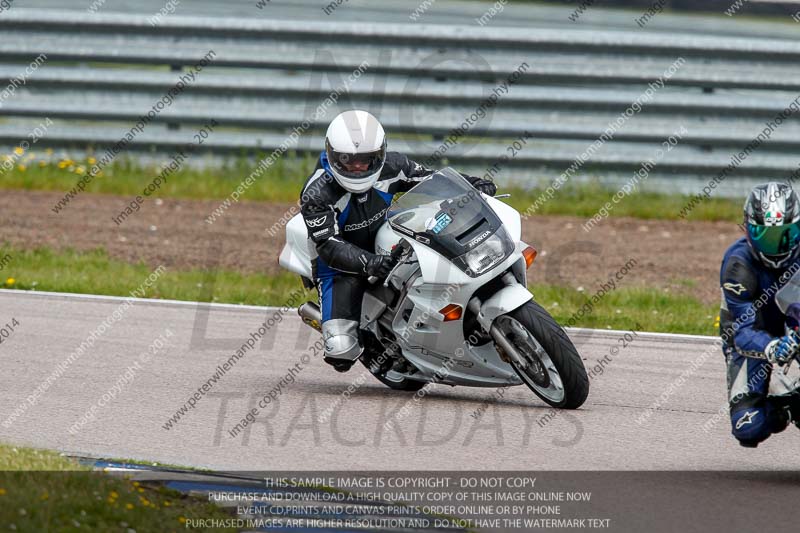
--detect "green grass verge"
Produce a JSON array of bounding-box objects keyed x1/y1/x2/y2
[
  {"x1": 0, "y1": 151, "x2": 741, "y2": 222},
  {"x1": 531, "y1": 284, "x2": 717, "y2": 335},
  {"x1": 0, "y1": 443, "x2": 235, "y2": 532},
  {"x1": 0, "y1": 245, "x2": 717, "y2": 335},
  {"x1": 0, "y1": 246, "x2": 306, "y2": 306},
  {"x1": 502, "y1": 181, "x2": 741, "y2": 222},
  {"x1": 0, "y1": 150, "x2": 316, "y2": 203}
]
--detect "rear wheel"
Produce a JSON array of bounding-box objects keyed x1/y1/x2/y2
[{"x1": 494, "y1": 300, "x2": 589, "y2": 409}]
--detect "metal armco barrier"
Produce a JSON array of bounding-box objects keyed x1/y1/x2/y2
[{"x1": 1, "y1": 9, "x2": 799, "y2": 187}]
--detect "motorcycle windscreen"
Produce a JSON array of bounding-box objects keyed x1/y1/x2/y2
[
  {"x1": 387, "y1": 167, "x2": 513, "y2": 276},
  {"x1": 776, "y1": 269, "x2": 800, "y2": 328}
]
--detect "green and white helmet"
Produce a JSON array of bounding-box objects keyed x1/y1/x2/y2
[{"x1": 744, "y1": 182, "x2": 800, "y2": 269}]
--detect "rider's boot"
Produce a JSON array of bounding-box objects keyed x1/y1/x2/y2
[
  {"x1": 324, "y1": 357, "x2": 356, "y2": 373},
  {"x1": 322, "y1": 320, "x2": 362, "y2": 373}
]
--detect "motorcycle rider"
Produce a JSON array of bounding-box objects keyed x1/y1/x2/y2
[
  {"x1": 720, "y1": 182, "x2": 800, "y2": 447},
  {"x1": 300, "y1": 110, "x2": 497, "y2": 372}
]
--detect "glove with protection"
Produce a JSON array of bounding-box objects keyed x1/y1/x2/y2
[
  {"x1": 361, "y1": 253, "x2": 398, "y2": 279},
  {"x1": 765, "y1": 332, "x2": 800, "y2": 365},
  {"x1": 472, "y1": 178, "x2": 497, "y2": 197}
]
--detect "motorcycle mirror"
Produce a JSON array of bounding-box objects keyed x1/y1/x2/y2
[
  {"x1": 391, "y1": 239, "x2": 410, "y2": 260},
  {"x1": 785, "y1": 303, "x2": 800, "y2": 332}
]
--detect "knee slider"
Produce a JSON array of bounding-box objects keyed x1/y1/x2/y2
[
  {"x1": 731, "y1": 405, "x2": 771, "y2": 445},
  {"x1": 730, "y1": 401, "x2": 788, "y2": 445}
]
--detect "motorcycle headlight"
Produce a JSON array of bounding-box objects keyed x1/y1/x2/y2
[{"x1": 457, "y1": 231, "x2": 513, "y2": 277}]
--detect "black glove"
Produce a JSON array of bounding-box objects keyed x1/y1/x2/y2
[
  {"x1": 472, "y1": 178, "x2": 497, "y2": 197},
  {"x1": 361, "y1": 253, "x2": 397, "y2": 279}
]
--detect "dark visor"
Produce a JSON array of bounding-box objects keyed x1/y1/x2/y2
[
  {"x1": 326, "y1": 140, "x2": 385, "y2": 181},
  {"x1": 748, "y1": 222, "x2": 800, "y2": 257}
]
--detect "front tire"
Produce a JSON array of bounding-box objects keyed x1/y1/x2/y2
[{"x1": 495, "y1": 300, "x2": 589, "y2": 409}]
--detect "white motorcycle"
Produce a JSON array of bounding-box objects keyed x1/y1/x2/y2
[
  {"x1": 770, "y1": 272, "x2": 800, "y2": 406},
  {"x1": 280, "y1": 168, "x2": 589, "y2": 409}
]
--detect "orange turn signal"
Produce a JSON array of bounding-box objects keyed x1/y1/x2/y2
[
  {"x1": 439, "y1": 304, "x2": 463, "y2": 322},
  {"x1": 522, "y1": 246, "x2": 538, "y2": 269}
]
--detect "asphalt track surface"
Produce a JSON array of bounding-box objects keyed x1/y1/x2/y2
[{"x1": 1, "y1": 289, "x2": 799, "y2": 472}]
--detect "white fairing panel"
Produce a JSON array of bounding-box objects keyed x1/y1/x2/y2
[
  {"x1": 279, "y1": 214, "x2": 313, "y2": 279},
  {"x1": 376, "y1": 221, "x2": 473, "y2": 285},
  {"x1": 376, "y1": 195, "x2": 523, "y2": 286},
  {"x1": 486, "y1": 195, "x2": 521, "y2": 241},
  {"x1": 374, "y1": 221, "x2": 403, "y2": 255}
]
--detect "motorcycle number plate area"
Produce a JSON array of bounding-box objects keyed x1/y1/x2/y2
[{"x1": 426, "y1": 212, "x2": 452, "y2": 234}]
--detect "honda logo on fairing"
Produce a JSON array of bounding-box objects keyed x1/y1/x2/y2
[
  {"x1": 307, "y1": 215, "x2": 327, "y2": 228},
  {"x1": 467, "y1": 230, "x2": 491, "y2": 248}
]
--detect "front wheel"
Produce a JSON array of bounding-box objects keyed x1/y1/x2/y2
[{"x1": 493, "y1": 300, "x2": 589, "y2": 409}]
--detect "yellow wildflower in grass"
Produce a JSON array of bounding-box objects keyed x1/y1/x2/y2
[
  {"x1": 126, "y1": 503, "x2": 134, "y2": 510},
  {"x1": 57, "y1": 161, "x2": 68, "y2": 169},
  {"x1": 6, "y1": 278, "x2": 15, "y2": 286},
  {"x1": 110, "y1": 491, "x2": 118, "y2": 499},
  {"x1": 13, "y1": 147, "x2": 23, "y2": 156},
  {"x1": 163, "y1": 501, "x2": 171, "y2": 507},
  {"x1": 132, "y1": 481, "x2": 140, "y2": 487},
  {"x1": 17, "y1": 165, "x2": 26, "y2": 172},
  {"x1": 39, "y1": 161, "x2": 47, "y2": 167},
  {"x1": 179, "y1": 517, "x2": 186, "y2": 524},
  {"x1": 75, "y1": 166, "x2": 86, "y2": 175},
  {"x1": 0, "y1": 488, "x2": 6, "y2": 496},
  {"x1": 87, "y1": 157, "x2": 96, "y2": 165},
  {"x1": 40, "y1": 492, "x2": 49, "y2": 501}
]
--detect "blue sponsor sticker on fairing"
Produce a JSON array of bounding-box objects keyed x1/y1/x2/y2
[{"x1": 431, "y1": 213, "x2": 452, "y2": 234}]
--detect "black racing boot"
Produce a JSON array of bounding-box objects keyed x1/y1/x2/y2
[{"x1": 324, "y1": 356, "x2": 355, "y2": 373}]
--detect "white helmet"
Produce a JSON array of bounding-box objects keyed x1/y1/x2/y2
[{"x1": 325, "y1": 110, "x2": 386, "y2": 194}]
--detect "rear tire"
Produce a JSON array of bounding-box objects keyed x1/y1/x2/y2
[{"x1": 498, "y1": 300, "x2": 589, "y2": 409}]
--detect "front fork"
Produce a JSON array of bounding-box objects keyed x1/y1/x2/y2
[{"x1": 467, "y1": 272, "x2": 531, "y2": 370}]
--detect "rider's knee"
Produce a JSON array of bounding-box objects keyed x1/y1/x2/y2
[
  {"x1": 730, "y1": 397, "x2": 789, "y2": 447},
  {"x1": 322, "y1": 319, "x2": 363, "y2": 361}
]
